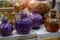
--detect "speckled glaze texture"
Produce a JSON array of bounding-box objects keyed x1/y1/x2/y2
[
  {"x1": 0, "y1": 23, "x2": 13, "y2": 36},
  {"x1": 28, "y1": 13, "x2": 43, "y2": 29},
  {"x1": 15, "y1": 13, "x2": 33, "y2": 34},
  {"x1": 0, "y1": 18, "x2": 13, "y2": 36}
]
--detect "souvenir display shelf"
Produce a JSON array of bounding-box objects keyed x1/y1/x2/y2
[
  {"x1": 0, "y1": 24, "x2": 60, "y2": 40},
  {"x1": 0, "y1": 0, "x2": 60, "y2": 39}
]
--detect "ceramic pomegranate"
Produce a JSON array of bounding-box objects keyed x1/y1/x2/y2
[
  {"x1": 45, "y1": 19, "x2": 59, "y2": 32},
  {"x1": 0, "y1": 18, "x2": 13, "y2": 36},
  {"x1": 27, "y1": 0, "x2": 38, "y2": 12},
  {"x1": 28, "y1": 0, "x2": 51, "y2": 14},
  {"x1": 28, "y1": 10, "x2": 43, "y2": 29},
  {"x1": 15, "y1": 12, "x2": 33, "y2": 34},
  {"x1": 37, "y1": 1, "x2": 51, "y2": 14},
  {"x1": 27, "y1": 0, "x2": 56, "y2": 14},
  {"x1": 45, "y1": 9, "x2": 59, "y2": 32}
]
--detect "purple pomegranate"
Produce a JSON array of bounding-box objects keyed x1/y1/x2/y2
[
  {"x1": 28, "y1": 9, "x2": 43, "y2": 29},
  {"x1": 0, "y1": 18, "x2": 13, "y2": 36},
  {"x1": 15, "y1": 13, "x2": 33, "y2": 34}
]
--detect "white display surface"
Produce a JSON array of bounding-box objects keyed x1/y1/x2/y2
[
  {"x1": 34, "y1": 24, "x2": 60, "y2": 35},
  {"x1": 0, "y1": 30, "x2": 36, "y2": 40},
  {"x1": 33, "y1": 24, "x2": 60, "y2": 40}
]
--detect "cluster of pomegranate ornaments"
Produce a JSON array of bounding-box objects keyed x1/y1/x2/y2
[
  {"x1": 11, "y1": 0, "x2": 55, "y2": 13},
  {"x1": 10, "y1": 0, "x2": 56, "y2": 13}
]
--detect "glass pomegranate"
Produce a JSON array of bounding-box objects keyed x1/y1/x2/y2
[
  {"x1": 15, "y1": 12, "x2": 33, "y2": 34},
  {"x1": 0, "y1": 18, "x2": 13, "y2": 36}
]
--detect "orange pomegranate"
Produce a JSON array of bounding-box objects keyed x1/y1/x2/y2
[
  {"x1": 27, "y1": 0, "x2": 51, "y2": 14},
  {"x1": 27, "y1": 0, "x2": 38, "y2": 11},
  {"x1": 45, "y1": 19, "x2": 59, "y2": 32},
  {"x1": 36, "y1": 1, "x2": 51, "y2": 14},
  {"x1": 45, "y1": 9, "x2": 59, "y2": 32}
]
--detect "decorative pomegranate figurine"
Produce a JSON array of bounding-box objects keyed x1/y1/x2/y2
[
  {"x1": 27, "y1": 0, "x2": 38, "y2": 12},
  {"x1": 15, "y1": 12, "x2": 33, "y2": 34},
  {"x1": 28, "y1": 0, "x2": 56, "y2": 13},
  {"x1": 45, "y1": 9, "x2": 59, "y2": 32},
  {"x1": 37, "y1": 1, "x2": 51, "y2": 14},
  {"x1": 45, "y1": 19, "x2": 59, "y2": 32},
  {"x1": 28, "y1": 9, "x2": 43, "y2": 29},
  {"x1": 0, "y1": 18, "x2": 13, "y2": 36}
]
